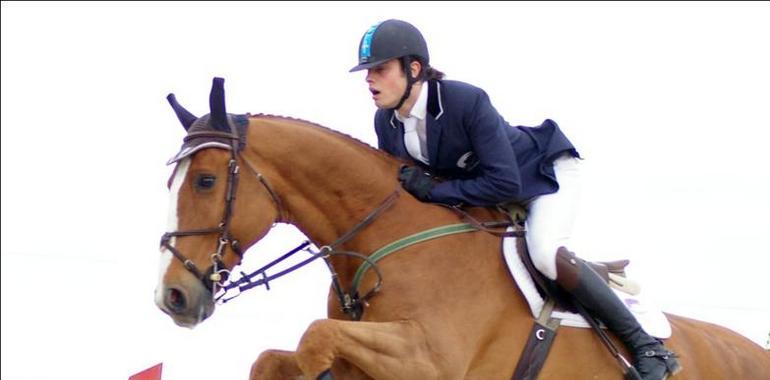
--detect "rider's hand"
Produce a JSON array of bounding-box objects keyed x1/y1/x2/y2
[{"x1": 398, "y1": 165, "x2": 435, "y2": 202}]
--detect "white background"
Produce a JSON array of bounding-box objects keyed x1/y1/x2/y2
[{"x1": 2, "y1": 2, "x2": 768, "y2": 379}]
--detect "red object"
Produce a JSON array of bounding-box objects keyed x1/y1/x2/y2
[{"x1": 129, "y1": 363, "x2": 162, "y2": 380}]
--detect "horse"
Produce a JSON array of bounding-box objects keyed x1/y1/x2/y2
[{"x1": 154, "y1": 78, "x2": 770, "y2": 380}]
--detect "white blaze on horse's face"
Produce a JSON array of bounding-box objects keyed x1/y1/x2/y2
[{"x1": 154, "y1": 158, "x2": 190, "y2": 309}]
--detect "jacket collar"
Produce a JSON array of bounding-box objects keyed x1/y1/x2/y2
[{"x1": 390, "y1": 79, "x2": 444, "y2": 129}]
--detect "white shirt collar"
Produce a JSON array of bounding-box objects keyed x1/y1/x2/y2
[{"x1": 394, "y1": 82, "x2": 428, "y2": 122}]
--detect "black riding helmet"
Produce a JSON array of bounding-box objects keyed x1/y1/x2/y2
[
  {"x1": 350, "y1": 19, "x2": 429, "y2": 110},
  {"x1": 349, "y1": 19, "x2": 429, "y2": 72}
]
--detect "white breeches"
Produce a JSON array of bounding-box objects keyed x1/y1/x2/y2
[{"x1": 524, "y1": 154, "x2": 582, "y2": 280}]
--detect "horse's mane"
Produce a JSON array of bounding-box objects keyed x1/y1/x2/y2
[{"x1": 247, "y1": 113, "x2": 405, "y2": 165}]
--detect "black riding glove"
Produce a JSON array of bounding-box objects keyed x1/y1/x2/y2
[{"x1": 398, "y1": 165, "x2": 435, "y2": 202}]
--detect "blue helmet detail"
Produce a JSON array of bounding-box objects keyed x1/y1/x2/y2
[{"x1": 359, "y1": 22, "x2": 381, "y2": 63}]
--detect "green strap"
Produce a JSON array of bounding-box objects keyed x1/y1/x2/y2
[{"x1": 350, "y1": 223, "x2": 479, "y2": 294}]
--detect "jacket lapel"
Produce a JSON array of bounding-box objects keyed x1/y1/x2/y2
[
  {"x1": 389, "y1": 112, "x2": 408, "y2": 158},
  {"x1": 426, "y1": 80, "x2": 444, "y2": 165}
]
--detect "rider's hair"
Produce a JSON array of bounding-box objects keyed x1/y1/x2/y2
[{"x1": 399, "y1": 55, "x2": 445, "y2": 81}]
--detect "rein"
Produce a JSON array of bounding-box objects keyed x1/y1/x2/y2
[
  {"x1": 212, "y1": 186, "x2": 524, "y2": 320},
  {"x1": 215, "y1": 191, "x2": 402, "y2": 319}
]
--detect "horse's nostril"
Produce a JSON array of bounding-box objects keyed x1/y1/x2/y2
[{"x1": 165, "y1": 287, "x2": 187, "y2": 313}]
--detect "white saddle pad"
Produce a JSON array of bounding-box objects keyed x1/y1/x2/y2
[{"x1": 502, "y1": 230, "x2": 671, "y2": 338}]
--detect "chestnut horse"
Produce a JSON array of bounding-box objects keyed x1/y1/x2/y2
[{"x1": 155, "y1": 78, "x2": 770, "y2": 379}]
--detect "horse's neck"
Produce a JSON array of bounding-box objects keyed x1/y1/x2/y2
[
  {"x1": 242, "y1": 117, "x2": 534, "y2": 325},
  {"x1": 245, "y1": 116, "x2": 411, "y2": 248}
]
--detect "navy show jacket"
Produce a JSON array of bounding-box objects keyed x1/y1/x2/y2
[{"x1": 374, "y1": 79, "x2": 579, "y2": 206}]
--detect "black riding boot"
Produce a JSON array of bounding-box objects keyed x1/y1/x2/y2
[{"x1": 555, "y1": 247, "x2": 682, "y2": 380}]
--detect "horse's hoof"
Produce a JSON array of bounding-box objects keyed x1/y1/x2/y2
[{"x1": 316, "y1": 369, "x2": 333, "y2": 380}]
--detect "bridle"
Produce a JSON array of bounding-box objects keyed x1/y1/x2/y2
[
  {"x1": 159, "y1": 130, "x2": 285, "y2": 294},
  {"x1": 159, "y1": 127, "x2": 398, "y2": 320}
]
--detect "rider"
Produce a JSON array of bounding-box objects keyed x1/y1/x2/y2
[{"x1": 349, "y1": 19, "x2": 681, "y2": 380}]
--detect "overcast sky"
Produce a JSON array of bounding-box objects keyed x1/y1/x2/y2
[{"x1": 2, "y1": 2, "x2": 769, "y2": 379}]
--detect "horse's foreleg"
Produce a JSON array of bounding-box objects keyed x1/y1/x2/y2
[
  {"x1": 295, "y1": 319, "x2": 444, "y2": 380},
  {"x1": 250, "y1": 349, "x2": 303, "y2": 380}
]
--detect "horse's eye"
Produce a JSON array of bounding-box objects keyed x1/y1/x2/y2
[{"x1": 195, "y1": 175, "x2": 216, "y2": 190}]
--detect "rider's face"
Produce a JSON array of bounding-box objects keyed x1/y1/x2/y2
[{"x1": 365, "y1": 59, "x2": 406, "y2": 109}]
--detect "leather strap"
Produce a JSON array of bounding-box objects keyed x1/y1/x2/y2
[{"x1": 512, "y1": 299, "x2": 560, "y2": 380}]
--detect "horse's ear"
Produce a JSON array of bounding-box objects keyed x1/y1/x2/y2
[
  {"x1": 209, "y1": 77, "x2": 229, "y2": 132},
  {"x1": 166, "y1": 93, "x2": 197, "y2": 131}
]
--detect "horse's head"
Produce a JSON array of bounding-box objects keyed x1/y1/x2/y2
[{"x1": 155, "y1": 78, "x2": 281, "y2": 328}]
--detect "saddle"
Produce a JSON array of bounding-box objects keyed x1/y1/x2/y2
[{"x1": 495, "y1": 202, "x2": 649, "y2": 380}]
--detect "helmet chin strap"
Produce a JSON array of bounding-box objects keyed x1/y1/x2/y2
[
  {"x1": 390, "y1": 76, "x2": 415, "y2": 112},
  {"x1": 390, "y1": 58, "x2": 419, "y2": 112}
]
